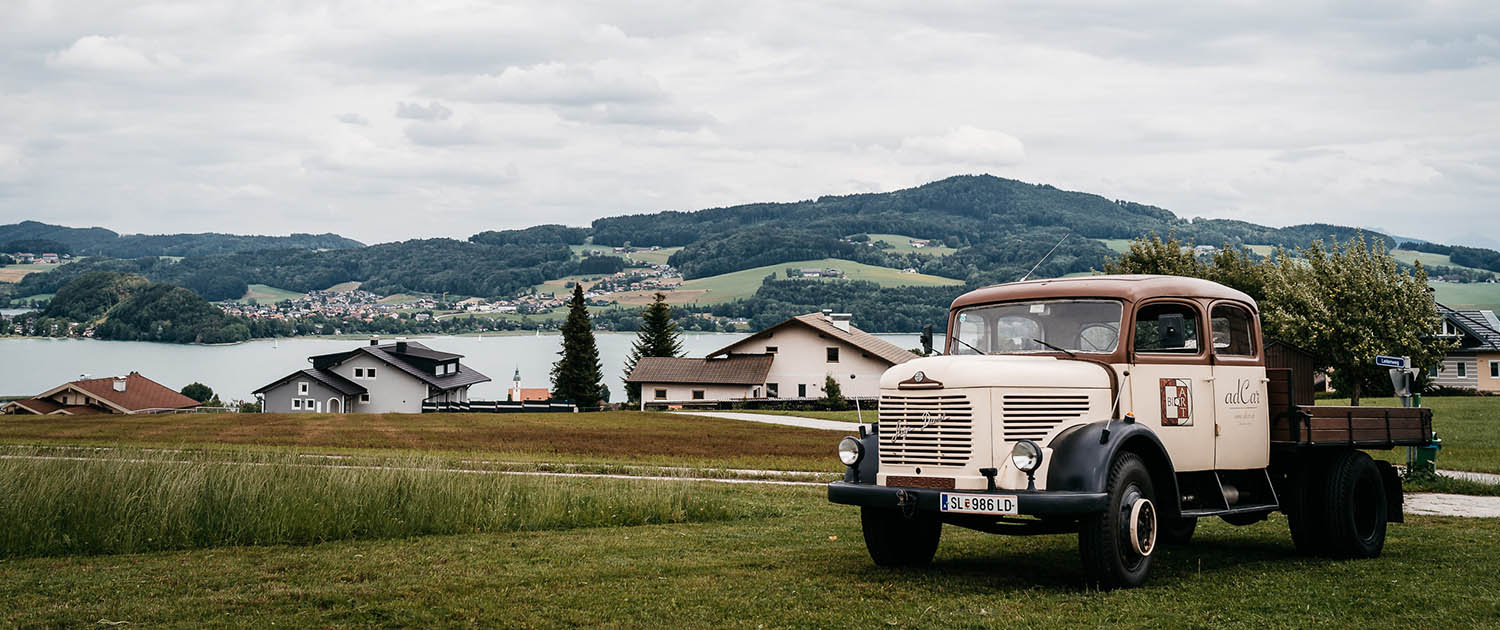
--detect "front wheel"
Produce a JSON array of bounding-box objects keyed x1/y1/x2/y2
[
  {"x1": 860, "y1": 507, "x2": 941, "y2": 567},
  {"x1": 1079, "y1": 452, "x2": 1157, "y2": 589}
]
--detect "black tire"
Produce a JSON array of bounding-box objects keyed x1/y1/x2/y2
[
  {"x1": 1286, "y1": 456, "x2": 1330, "y2": 556},
  {"x1": 1322, "y1": 450, "x2": 1387, "y2": 559},
  {"x1": 1160, "y1": 517, "x2": 1197, "y2": 546},
  {"x1": 860, "y1": 507, "x2": 941, "y2": 567},
  {"x1": 1079, "y1": 452, "x2": 1157, "y2": 589}
]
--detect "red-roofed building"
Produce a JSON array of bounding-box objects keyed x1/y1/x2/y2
[{"x1": 1, "y1": 372, "x2": 201, "y2": 415}]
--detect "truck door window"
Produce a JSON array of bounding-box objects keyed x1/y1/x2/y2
[
  {"x1": 1134, "y1": 303, "x2": 1201, "y2": 353},
  {"x1": 1210, "y1": 304, "x2": 1256, "y2": 356}
]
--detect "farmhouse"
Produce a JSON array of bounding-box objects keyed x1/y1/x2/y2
[
  {"x1": 626, "y1": 311, "x2": 915, "y2": 405},
  {"x1": 1, "y1": 372, "x2": 200, "y2": 415},
  {"x1": 1433, "y1": 304, "x2": 1500, "y2": 392},
  {"x1": 254, "y1": 339, "x2": 491, "y2": 413}
]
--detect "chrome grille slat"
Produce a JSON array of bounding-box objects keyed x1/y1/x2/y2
[
  {"x1": 878, "y1": 393, "x2": 974, "y2": 466},
  {"x1": 1001, "y1": 394, "x2": 1091, "y2": 442}
]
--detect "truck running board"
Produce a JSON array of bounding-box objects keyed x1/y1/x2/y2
[{"x1": 1175, "y1": 468, "x2": 1280, "y2": 517}]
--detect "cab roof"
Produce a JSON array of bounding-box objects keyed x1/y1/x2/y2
[{"x1": 952, "y1": 274, "x2": 1257, "y2": 311}]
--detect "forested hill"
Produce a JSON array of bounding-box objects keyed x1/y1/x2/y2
[
  {"x1": 0, "y1": 220, "x2": 363, "y2": 257},
  {"x1": 590, "y1": 175, "x2": 1393, "y2": 283}
]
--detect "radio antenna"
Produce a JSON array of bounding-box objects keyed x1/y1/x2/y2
[{"x1": 1019, "y1": 232, "x2": 1070, "y2": 282}]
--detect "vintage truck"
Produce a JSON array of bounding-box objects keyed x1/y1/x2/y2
[{"x1": 827, "y1": 274, "x2": 1435, "y2": 588}]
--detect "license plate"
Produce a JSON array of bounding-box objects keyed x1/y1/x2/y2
[{"x1": 940, "y1": 493, "x2": 1019, "y2": 515}]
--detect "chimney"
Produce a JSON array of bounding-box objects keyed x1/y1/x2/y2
[
  {"x1": 396, "y1": 341, "x2": 408, "y2": 353},
  {"x1": 830, "y1": 313, "x2": 852, "y2": 333},
  {"x1": 369, "y1": 335, "x2": 379, "y2": 346},
  {"x1": 112, "y1": 377, "x2": 127, "y2": 392},
  {"x1": 821, "y1": 308, "x2": 833, "y2": 319}
]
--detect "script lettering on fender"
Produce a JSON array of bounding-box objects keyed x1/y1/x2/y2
[{"x1": 1222, "y1": 378, "x2": 1262, "y2": 407}]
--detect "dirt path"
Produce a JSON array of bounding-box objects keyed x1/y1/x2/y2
[{"x1": 671, "y1": 411, "x2": 861, "y2": 432}]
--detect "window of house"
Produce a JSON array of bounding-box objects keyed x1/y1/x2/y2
[
  {"x1": 767, "y1": 383, "x2": 779, "y2": 398},
  {"x1": 1458, "y1": 362, "x2": 1467, "y2": 377},
  {"x1": 360, "y1": 393, "x2": 370, "y2": 403},
  {"x1": 654, "y1": 388, "x2": 667, "y2": 400},
  {"x1": 1134, "y1": 303, "x2": 1201, "y2": 353},
  {"x1": 798, "y1": 383, "x2": 807, "y2": 397},
  {"x1": 826, "y1": 347, "x2": 839, "y2": 363},
  {"x1": 292, "y1": 399, "x2": 302, "y2": 410},
  {"x1": 1491, "y1": 361, "x2": 1499, "y2": 378},
  {"x1": 765, "y1": 346, "x2": 778, "y2": 354},
  {"x1": 298, "y1": 382, "x2": 309, "y2": 395},
  {"x1": 1210, "y1": 304, "x2": 1256, "y2": 356},
  {"x1": 692, "y1": 390, "x2": 705, "y2": 400},
  {"x1": 354, "y1": 368, "x2": 364, "y2": 378},
  {"x1": 367, "y1": 368, "x2": 376, "y2": 378}
]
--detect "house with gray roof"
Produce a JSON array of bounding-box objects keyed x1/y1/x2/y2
[
  {"x1": 254, "y1": 339, "x2": 491, "y2": 413},
  {"x1": 1434, "y1": 304, "x2": 1500, "y2": 392}
]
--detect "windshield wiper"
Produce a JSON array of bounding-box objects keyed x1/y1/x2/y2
[
  {"x1": 1032, "y1": 338, "x2": 1076, "y2": 358},
  {"x1": 952, "y1": 337, "x2": 988, "y2": 355}
]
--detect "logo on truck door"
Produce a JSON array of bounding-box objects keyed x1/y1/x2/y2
[{"x1": 1160, "y1": 378, "x2": 1192, "y2": 426}]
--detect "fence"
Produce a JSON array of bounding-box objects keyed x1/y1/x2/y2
[{"x1": 422, "y1": 400, "x2": 579, "y2": 414}]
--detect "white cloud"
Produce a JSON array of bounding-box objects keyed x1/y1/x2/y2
[{"x1": 0, "y1": 1, "x2": 1496, "y2": 245}]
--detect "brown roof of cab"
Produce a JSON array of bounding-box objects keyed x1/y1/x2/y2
[{"x1": 952, "y1": 274, "x2": 1257, "y2": 311}]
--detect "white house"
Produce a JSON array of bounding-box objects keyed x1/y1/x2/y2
[
  {"x1": 254, "y1": 339, "x2": 491, "y2": 413},
  {"x1": 625, "y1": 311, "x2": 915, "y2": 405}
]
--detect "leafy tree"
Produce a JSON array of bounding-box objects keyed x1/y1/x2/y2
[
  {"x1": 180, "y1": 382, "x2": 215, "y2": 404},
  {"x1": 551, "y1": 284, "x2": 607, "y2": 408},
  {"x1": 1099, "y1": 234, "x2": 1207, "y2": 278},
  {"x1": 1260, "y1": 234, "x2": 1451, "y2": 405},
  {"x1": 622, "y1": 293, "x2": 685, "y2": 402}
]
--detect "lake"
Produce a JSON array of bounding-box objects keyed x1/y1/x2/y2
[{"x1": 0, "y1": 332, "x2": 931, "y2": 403}]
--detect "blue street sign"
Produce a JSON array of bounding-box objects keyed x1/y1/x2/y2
[{"x1": 1375, "y1": 355, "x2": 1410, "y2": 369}]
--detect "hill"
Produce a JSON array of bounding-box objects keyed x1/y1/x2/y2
[
  {"x1": 37, "y1": 272, "x2": 250, "y2": 343},
  {"x1": 0, "y1": 221, "x2": 363, "y2": 258}
]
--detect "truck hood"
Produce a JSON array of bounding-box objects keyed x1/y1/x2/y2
[{"x1": 880, "y1": 355, "x2": 1113, "y2": 390}]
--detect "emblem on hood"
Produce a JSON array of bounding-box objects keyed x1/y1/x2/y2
[{"x1": 898, "y1": 371, "x2": 943, "y2": 389}]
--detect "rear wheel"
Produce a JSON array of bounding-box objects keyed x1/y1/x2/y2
[
  {"x1": 1322, "y1": 450, "x2": 1387, "y2": 559},
  {"x1": 860, "y1": 507, "x2": 941, "y2": 567},
  {"x1": 1079, "y1": 452, "x2": 1157, "y2": 589}
]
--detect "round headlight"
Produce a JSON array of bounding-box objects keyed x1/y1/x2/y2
[
  {"x1": 838, "y1": 436, "x2": 864, "y2": 466},
  {"x1": 1010, "y1": 440, "x2": 1043, "y2": 473}
]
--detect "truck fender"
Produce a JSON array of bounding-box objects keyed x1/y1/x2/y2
[
  {"x1": 843, "y1": 427, "x2": 881, "y2": 484},
  {"x1": 1046, "y1": 420, "x2": 1182, "y2": 517}
]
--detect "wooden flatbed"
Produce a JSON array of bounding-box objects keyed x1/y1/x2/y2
[{"x1": 1267, "y1": 368, "x2": 1434, "y2": 448}]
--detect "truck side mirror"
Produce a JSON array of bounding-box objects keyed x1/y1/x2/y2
[
  {"x1": 1159, "y1": 313, "x2": 1186, "y2": 349},
  {"x1": 921, "y1": 324, "x2": 934, "y2": 356}
]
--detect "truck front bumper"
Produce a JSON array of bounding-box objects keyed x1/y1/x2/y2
[{"x1": 827, "y1": 481, "x2": 1108, "y2": 516}]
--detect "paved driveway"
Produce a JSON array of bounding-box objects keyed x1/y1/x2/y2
[{"x1": 670, "y1": 411, "x2": 863, "y2": 432}]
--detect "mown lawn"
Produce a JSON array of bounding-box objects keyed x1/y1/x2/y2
[
  {"x1": 2, "y1": 484, "x2": 1496, "y2": 628},
  {"x1": 0, "y1": 411, "x2": 842, "y2": 472},
  {"x1": 1318, "y1": 396, "x2": 1500, "y2": 474}
]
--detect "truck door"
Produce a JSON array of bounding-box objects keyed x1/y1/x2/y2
[
  {"x1": 1128, "y1": 300, "x2": 1216, "y2": 472},
  {"x1": 1210, "y1": 302, "x2": 1270, "y2": 469}
]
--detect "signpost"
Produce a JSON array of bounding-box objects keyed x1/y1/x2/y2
[{"x1": 1376, "y1": 355, "x2": 1410, "y2": 369}]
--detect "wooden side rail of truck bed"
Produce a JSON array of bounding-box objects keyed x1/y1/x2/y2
[{"x1": 1267, "y1": 368, "x2": 1434, "y2": 448}]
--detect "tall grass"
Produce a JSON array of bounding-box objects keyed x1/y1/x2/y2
[{"x1": 0, "y1": 449, "x2": 779, "y2": 558}]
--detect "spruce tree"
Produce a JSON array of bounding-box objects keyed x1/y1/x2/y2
[
  {"x1": 622, "y1": 292, "x2": 684, "y2": 402},
  {"x1": 551, "y1": 284, "x2": 607, "y2": 408}
]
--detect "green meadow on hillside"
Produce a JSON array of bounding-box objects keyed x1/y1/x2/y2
[
  {"x1": 234, "y1": 284, "x2": 304, "y2": 303},
  {"x1": 865, "y1": 233, "x2": 957, "y2": 256},
  {"x1": 676, "y1": 258, "x2": 964, "y2": 305}
]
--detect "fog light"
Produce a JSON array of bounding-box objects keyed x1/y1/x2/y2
[
  {"x1": 1010, "y1": 440, "x2": 1043, "y2": 473},
  {"x1": 838, "y1": 436, "x2": 864, "y2": 466}
]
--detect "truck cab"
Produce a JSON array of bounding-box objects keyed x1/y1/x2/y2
[{"x1": 828, "y1": 275, "x2": 1431, "y2": 588}]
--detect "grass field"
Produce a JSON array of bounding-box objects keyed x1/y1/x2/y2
[
  {"x1": 0, "y1": 263, "x2": 58, "y2": 283},
  {"x1": 325, "y1": 280, "x2": 362, "y2": 292},
  {"x1": 673, "y1": 258, "x2": 963, "y2": 305},
  {"x1": 1430, "y1": 281, "x2": 1500, "y2": 312},
  {"x1": 1391, "y1": 249, "x2": 1494, "y2": 275},
  {"x1": 0, "y1": 448, "x2": 770, "y2": 559},
  {"x1": 866, "y1": 233, "x2": 957, "y2": 256},
  {"x1": 377, "y1": 293, "x2": 426, "y2": 304},
  {"x1": 10, "y1": 292, "x2": 53, "y2": 305},
  {"x1": 234, "y1": 284, "x2": 305, "y2": 303},
  {"x1": 0, "y1": 411, "x2": 841, "y2": 471},
  {"x1": 1, "y1": 481, "x2": 1496, "y2": 627}
]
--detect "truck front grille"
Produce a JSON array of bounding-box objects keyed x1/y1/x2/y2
[
  {"x1": 1002, "y1": 394, "x2": 1090, "y2": 442},
  {"x1": 878, "y1": 394, "x2": 974, "y2": 466}
]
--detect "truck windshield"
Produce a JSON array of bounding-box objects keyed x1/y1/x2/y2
[{"x1": 952, "y1": 300, "x2": 1123, "y2": 355}]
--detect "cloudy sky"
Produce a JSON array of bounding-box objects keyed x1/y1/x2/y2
[{"x1": 1, "y1": 1, "x2": 1497, "y2": 246}]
